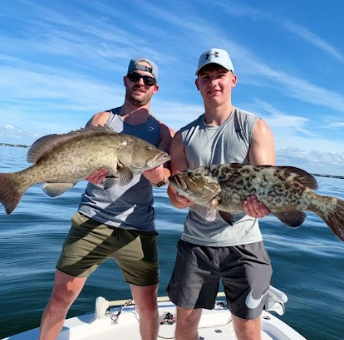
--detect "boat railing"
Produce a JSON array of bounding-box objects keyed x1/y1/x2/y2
[{"x1": 95, "y1": 285, "x2": 288, "y2": 320}]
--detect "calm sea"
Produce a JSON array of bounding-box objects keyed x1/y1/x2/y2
[{"x1": 0, "y1": 145, "x2": 343, "y2": 340}]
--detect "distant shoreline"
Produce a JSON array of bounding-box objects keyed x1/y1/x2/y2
[
  {"x1": 1, "y1": 143, "x2": 343, "y2": 179},
  {"x1": 0, "y1": 142, "x2": 30, "y2": 149},
  {"x1": 311, "y1": 173, "x2": 344, "y2": 179}
]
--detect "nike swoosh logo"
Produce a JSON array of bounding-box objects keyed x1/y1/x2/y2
[
  {"x1": 245, "y1": 289, "x2": 269, "y2": 309},
  {"x1": 148, "y1": 126, "x2": 155, "y2": 131}
]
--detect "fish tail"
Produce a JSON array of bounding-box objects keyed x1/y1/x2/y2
[
  {"x1": 0, "y1": 173, "x2": 25, "y2": 215},
  {"x1": 312, "y1": 195, "x2": 344, "y2": 242}
]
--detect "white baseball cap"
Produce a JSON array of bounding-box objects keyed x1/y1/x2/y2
[{"x1": 195, "y1": 48, "x2": 234, "y2": 75}]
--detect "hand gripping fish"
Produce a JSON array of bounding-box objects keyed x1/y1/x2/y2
[
  {"x1": 169, "y1": 163, "x2": 344, "y2": 242},
  {"x1": 0, "y1": 126, "x2": 170, "y2": 215}
]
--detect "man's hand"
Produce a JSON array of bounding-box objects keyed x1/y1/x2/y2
[
  {"x1": 167, "y1": 183, "x2": 195, "y2": 209},
  {"x1": 143, "y1": 165, "x2": 166, "y2": 186},
  {"x1": 86, "y1": 169, "x2": 109, "y2": 185},
  {"x1": 243, "y1": 195, "x2": 270, "y2": 218},
  {"x1": 174, "y1": 192, "x2": 195, "y2": 208}
]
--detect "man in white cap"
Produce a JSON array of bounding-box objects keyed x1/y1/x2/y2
[
  {"x1": 167, "y1": 48, "x2": 275, "y2": 340},
  {"x1": 39, "y1": 57, "x2": 174, "y2": 340}
]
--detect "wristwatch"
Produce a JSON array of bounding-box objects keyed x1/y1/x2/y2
[{"x1": 155, "y1": 174, "x2": 167, "y2": 187}]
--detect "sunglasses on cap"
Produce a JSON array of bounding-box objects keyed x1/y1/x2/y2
[{"x1": 127, "y1": 72, "x2": 156, "y2": 86}]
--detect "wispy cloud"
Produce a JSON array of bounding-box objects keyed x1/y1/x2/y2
[
  {"x1": 1, "y1": 0, "x2": 344, "y2": 175},
  {"x1": 330, "y1": 122, "x2": 344, "y2": 127},
  {"x1": 282, "y1": 21, "x2": 344, "y2": 64},
  {"x1": 130, "y1": 1, "x2": 344, "y2": 116},
  {"x1": 277, "y1": 148, "x2": 344, "y2": 176},
  {"x1": 250, "y1": 99, "x2": 313, "y2": 135},
  {"x1": 215, "y1": 1, "x2": 344, "y2": 64}
]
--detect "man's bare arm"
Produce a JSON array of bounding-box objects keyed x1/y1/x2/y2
[
  {"x1": 85, "y1": 111, "x2": 111, "y2": 184},
  {"x1": 244, "y1": 118, "x2": 276, "y2": 217},
  {"x1": 167, "y1": 131, "x2": 195, "y2": 209},
  {"x1": 249, "y1": 119, "x2": 275, "y2": 166},
  {"x1": 143, "y1": 122, "x2": 175, "y2": 186}
]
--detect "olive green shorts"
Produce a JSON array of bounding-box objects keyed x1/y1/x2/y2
[{"x1": 56, "y1": 212, "x2": 159, "y2": 286}]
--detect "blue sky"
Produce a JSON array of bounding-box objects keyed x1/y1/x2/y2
[{"x1": 1, "y1": 0, "x2": 344, "y2": 175}]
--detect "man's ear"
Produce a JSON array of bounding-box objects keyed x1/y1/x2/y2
[
  {"x1": 123, "y1": 76, "x2": 127, "y2": 86},
  {"x1": 231, "y1": 74, "x2": 238, "y2": 88},
  {"x1": 152, "y1": 84, "x2": 159, "y2": 94},
  {"x1": 195, "y1": 78, "x2": 200, "y2": 91}
]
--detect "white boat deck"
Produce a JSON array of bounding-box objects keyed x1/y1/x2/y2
[{"x1": 3, "y1": 298, "x2": 306, "y2": 340}]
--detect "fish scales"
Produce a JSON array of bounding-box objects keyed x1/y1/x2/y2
[
  {"x1": 26, "y1": 134, "x2": 124, "y2": 183},
  {"x1": 217, "y1": 165, "x2": 311, "y2": 212},
  {"x1": 169, "y1": 163, "x2": 344, "y2": 242},
  {"x1": 0, "y1": 126, "x2": 170, "y2": 215}
]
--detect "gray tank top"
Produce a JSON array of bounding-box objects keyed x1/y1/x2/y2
[
  {"x1": 180, "y1": 107, "x2": 263, "y2": 246},
  {"x1": 78, "y1": 107, "x2": 161, "y2": 231}
]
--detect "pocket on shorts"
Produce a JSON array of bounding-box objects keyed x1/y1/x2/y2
[
  {"x1": 71, "y1": 212, "x2": 88, "y2": 227},
  {"x1": 71, "y1": 212, "x2": 101, "y2": 231}
]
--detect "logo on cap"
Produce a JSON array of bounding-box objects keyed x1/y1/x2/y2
[
  {"x1": 195, "y1": 48, "x2": 234, "y2": 75},
  {"x1": 205, "y1": 51, "x2": 219, "y2": 60}
]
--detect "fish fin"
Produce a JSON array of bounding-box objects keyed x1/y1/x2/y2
[
  {"x1": 117, "y1": 166, "x2": 134, "y2": 186},
  {"x1": 27, "y1": 134, "x2": 62, "y2": 163},
  {"x1": 219, "y1": 211, "x2": 235, "y2": 225},
  {"x1": 274, "y1": 211, "x2": 306, "y2": 228},
  {"x1": 0, "y1": 173, "x2": 25, "y2": 215},
  {"x1": 205, "y1": 198, "x2": 220, "y2": 222},
  {"x1": 205, "y1": 208, "x2": 217, "y2": 221},
  {"x1": 103, "y1": 176, "x2": 119, "y2": 190},
  {"x1": 313, "y1": 196, "x2": 344, "y2": 242},
  {"x1": 27, "y1": 126, "x2": 120, "y2": 164},
  {"x1": 88, "y1": 124, "x2": 118, "y2": 133},
  {"x1": 42, "y1": 182, "x2": 75, "y2": 198},
  {"x1": 276, "y1": 166, "x2": 318, "y2": 190}
]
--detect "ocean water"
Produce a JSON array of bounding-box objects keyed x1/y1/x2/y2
[{"x1": 0, "y1": 145, "x2": 343, "y2": 340}]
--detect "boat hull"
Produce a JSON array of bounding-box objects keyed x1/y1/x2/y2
[{"x1": 2, "y1": 299, "x2": 306, "y2": 340}]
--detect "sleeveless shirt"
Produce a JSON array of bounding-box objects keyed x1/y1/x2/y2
[
  {"x1": 180, "y1": 107, "x2": 263, "y2": 246},
  {"x1": 78, "y1": 107, "x2": 161, "y2": 231}
]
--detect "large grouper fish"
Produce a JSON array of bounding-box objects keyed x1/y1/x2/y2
[
  {"x1": 0, "y1": 125, "x2": 170, "y2": 215},
  {"x1": 169, "y1": 163, "x2": 344, "y2": 242}
]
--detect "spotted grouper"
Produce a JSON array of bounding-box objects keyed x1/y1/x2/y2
[{"x1": 169, "y1": 163, "x2": 344, "y2": 242}]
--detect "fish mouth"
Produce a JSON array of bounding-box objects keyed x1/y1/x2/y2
[
  {"x1": 169, "y1": 174, "x2": 187, "y2": 191},
  {"x1": 157, "y1": 153, "x2": 171, "y2": 163},
  {"x1": 169, "y1": 174, "x2": 219, "y2": 205},
  {"x1": 169, "y1": 173, "x2": 222, "y2": 203},
  {"x1": 148, "y1": 152, "x2": 171, "y2": 167}
]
